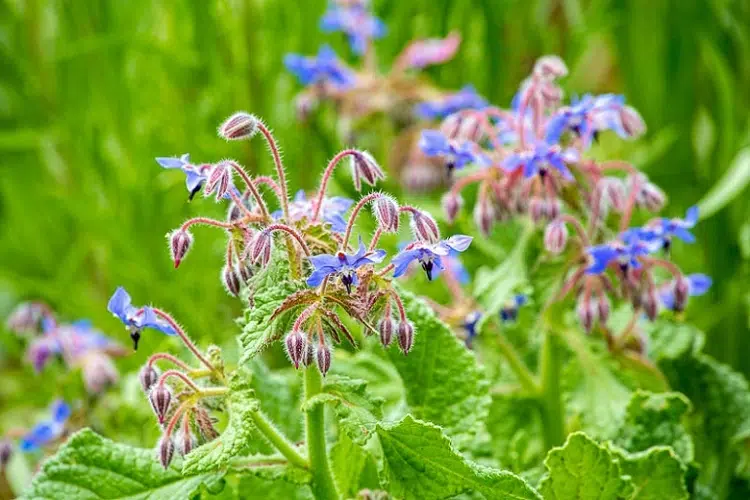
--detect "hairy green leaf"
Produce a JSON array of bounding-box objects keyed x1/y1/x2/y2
[
  {"x1": 330, "y1": 432, "x2": 379, "y2": 498},
  {"x1": 248, "y1": 359, "x2": 304, "y2": 442},
  {"x1": 613, "y1": 447, "x2": 689, "y2": 500},
  {"x1": 377, "y1": 416, "x2": 541, "y2": 500},
  {"x1": 22, "y1": 429, "x2": 221, "y2": 499},
  {"x1": 486, "y1": 393, "x2": 544, "y2": 472}
]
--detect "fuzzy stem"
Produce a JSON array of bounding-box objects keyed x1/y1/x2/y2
[
  {"x1": 489, "y1": 317, "x2": 539, "y2": 394},
  {"x1": 229, "y1": 190, "x2": 257, "y2": 221},
  {"x1": 157, "y1": 370, "x2": 202, "y2": 393},
  {"x1": 254, "y1": 175, "x2": 282, "y2": 198},
  {"x1": 151, "y1": 308, "x2": 216, "y2": 372},
  {"x1": 304, "y1": 367, "x2": 340, "y2": 500},
  {"x1": 539, "y1": 330, "x2": 566, "y2": 450},
  {"x1": 557, "y1": 214, "x2": 590, "y2": 247},
  {"x1": 250, "y1": 409, "x2": 309, "y2": 470},
  {"x1": 377, "y1": 263, "x2": 395, "y2": 277},
  {"x1": 341, "y1": 192, "x2": 382, "y2": 250},
  {"x1": 180, "y1": 215, "x2": 263, "y2": 232},
  {"x1": 312, "y1": 149, "x2": 360, "y2": 222},
  {"x1": 256, "y1": 122, "x2": 290, "y2": 220},
  {"x1": 640, "y1": 256, "x2": 682, "y2": 277},
  {"x1": 147, "y1": 353, "x2": 193, "y2": 371},
  {"x1": 164, "y1": 400, "x2": 191, "y2": 439},
  {"x1": 449, "y1": 171, "x2": 488, "y2": 197},
  {"x1": 264, "y1": 224, "x2": 312, "y2": 256},
  {"x1": 369, "y1": 228, "x2": 383, "y2": 251},
  {"x1": 227, "y1": 161, "x2": 270, "y2": 220},
  {"x1": 390, "y1": 291, "x2": 407, "y2": 321}
]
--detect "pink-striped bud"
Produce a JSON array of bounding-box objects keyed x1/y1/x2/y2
[
  {"x1": 221, "y1": 264, "x2": 241, "y2": 297},
  {"x1": 673, "y1": 276, "x2": 690, "y2": 312},
  {"x1": 237, "y1": 262, "x2": 254, "y2": 283},
  {"x1": 440, "y1": 113, "x2": 483, "y2": 143},
  {"x1": 350, "y1": 151, "x2": 385, "y2": 191},
  {"x1": 149, "y1": 384, "x2": 172, "y2": 424},
  {"x1": 576, "y1": 295, "x2": 597, "y2": 333},
  {"x1": 540, "y1": 82, "x2": 564, "y2": 106},
  {"x1": 544, "y1": 219, "x2": 568, "y2": 254},
  {"x1": 204, "y1": 162, "x2": 232, "y2": 201},
  {"x1": 139, "y1": 364, "x2": 158, "y2": 393},
  {"x1": 397, "y1": 321, "x2": 414, "y2": 355},
  {"x1": 529, "y1": 197, "x2": 546, "y2": 224},
  {"x1": 441, "y1": 192, "x2": 463, "y2": 224},
  {"x1": 597, "y1": 294, "x2": 611, "y2": 325},
  {"x1": 373, "y1": 195, "x2": 400, "y2": 233},
  {"x1": 620, "y1": 106, "x2": 646, "y2": 139},
  {"x1": 378, "y1": 317, "x2": 395, "y2": 347},
  {"x1": 599, "y1": 177, "x2": 626, "y2": 213},
  {"x1": 533, "y1": 55, "x2": 568, "y2": 80},
  {"x1": 409, "y1": 209, "x2": 441, "y2": 244},
  {"x1": 632, "y1": 175, "x2": 666, "y2": 212},
  {"x1": 473, "y1": 197, "x2": 495, "y2": 236},
  {"x1": 249, "y1": 230, "x2": 273, "y2": 266},
  {"x1": 157, "y1": 435, "x2": 175, "y2": 469},
  {"x1": 643, "y1": 287, "x2": 660, "y2": 321},
  {"x1": 316, "y1": 343, "x2": 332, "y2": 376},
  {"x1": 177, "y1": 428, "x2": 198, "y2": 457},
  {"x1": 218, "y1": 112, "x2": 258, "y2": 141},
  {"x1": 285, "y1": 330, "x2": 307, "y2": 369},
  {"x1": 302, "y1": 341, "x2": 314, "y2": 368},
  {"x1": 545, "y1": 199, "x2": 561, "y2": 221},
  {"x1": 168, "y1": 229, "x2": 193, "y2": 268}
]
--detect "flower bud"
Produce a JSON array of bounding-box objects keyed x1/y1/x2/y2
[
  {"x1": 439, "y1": 113, "x2": 462, "y2": 139},
  {"x1": 529, "y1": 197, "x2": 546, "y2": 224},
  {"x1": 599, "y1": 177, "x2": 626, "y2": 213},
  {"x1": 620, "y1": 106, "x2": 646, "y2": 139},
  {"x1": 441, "y1": 192, "x2": 463, "y2": 224},
  {"x1": 302, "y1": 341, "x2": 315, "y2": 367},
  {"x1": 194, "y1": 406, "x2": 219, "y2": 441},
  {"x1": 139, "y1": 364, "x2": 159, "y2": 393},
  {"x1": 350, "y1": 151, "x2": 385, "y2": 191},
  {"x1": 378, "y1": 316, "x2": 395, "y2": 347},
  {"x1": 473, "y1": 197, "x2": 495, "y2": 236},
  {"x1": 544, "y1": 219, "x2": 568, "y2": 254},
  {"x1": 177, "y1": 428, "x2": 198, "y2": 456},
  {"x1": 642, "y1": 288, "x2": 659, "y2": 321},
  {"x1": 409, "y1": 209, "x2": 441, "y2": 244},
  {"x1": 545, "y1": 199, "x2": 561, "y2": 221},
  {"x1": 0, "y1": 439, "x2": 12, "y2": 470},
  {"x1": 149, "y1": 384, "x2": 173, "y2": 424},
  {"x1": 227, "y1": 195, "x2": 254, "y2": 222},
  {"x1": 249, "y1": 230, "x2": 273, "y2": 266},
  {"x1": 576, "y1": 295, "x2": 597, "y2": 333},
  {"x1": 168, "y1": 229, "x2": 193, "y2": 269},
  {"x1": 285, "y1": 330, "x2": 307, "y2": 369},
  {"x1": 204, "y1": 162, "x2": 232, "y2": 201},
  {"x1": 157, "y1": 435, "x2": 175, "y2": 469},
  {"x1": 237, "y1": 262, "x2": 254, "y2": 283},
  {"x1": 540, "y1": 82, "x2": 564, "y2": 106},
  {"x1": 597, "y1": 294, "x2": 611, "y2": 326},
  {"x1": 316, "y1": 343, "x2": 332, "y2": 376},
  {"x1": 397, "y1": 321, "x2": 414, "y2": 355},
  {"x1": 440, "y1": 113, "x2": 483, "y2": 143},
  {"x1": 5, "y1": 302, "x2": 49, "y2": 335},
  {"x1": 673, "y1": 276, "x2": 690, "y2": 312},
  {"x1": 82, "y1": 352, "x2": 119, "y2": 395},
  {"x1": 218, "y1": 112, "x2": 258, "y2": 140},
  {"x1": 632, "y1": 175, "x2": 666, "y2": 212},
  {"x1": 221, "y1": 264, "x2": 241, "y2": 297},
  {"x1": 373, "y1": 195, "x2": 400, "y2": 233},
  {"x1": 533, "y1": 55, "x2": 568, "y2": 80}
]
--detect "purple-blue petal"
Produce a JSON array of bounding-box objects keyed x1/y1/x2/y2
[
  {"x1": 688, "y1": 274, "x2": 712, "y2": 295},
  {"x1": 392, "y1": 249, "x2": 422, "y2": 278}
]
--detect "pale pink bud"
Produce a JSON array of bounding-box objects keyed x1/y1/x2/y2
[
  {"x1": 204, "y1": 162, "x2": 232, "y2": 201},
  {"x1": 439, "y1": 113, "x2": 462, "y2": 139},
  {"x1": 218, "y1": 112, "x2": 258, "y2": 140},
  {"x1": 643, "y1": 287, "x2": 660, "y2": 321},
  {"x1": 673, "y1": 276, "x2": 690, "y2": 312},
  {"x1": 409, "y1": 209, "x2": 441, "y2": 244},
  {"x1": 440, "y1": 113, "x2": 483, "y2": 142},
  {"x1": 529, "y1": 197, "x2": 546, "y2": 224},
  {"x1": 149, "y1": 384, "x2": 172, "y2": 424},
  {"x1": 285, "y1": 330, "x2": 307, "y2": 369},
  {"x1": 378, "y1": 317, "x2": 395, "y2": 347},
  {"x1": 620, "y1": 106, "x2": 646, "y2": 139},
  {"x1": 544, "y1": 220, "x2": 568, "y2": 254},
  {"x1": 249, "y1": 230, "x2": 272, "y2": 266},
  {"x1": 576, "y1": 295, "x2": 597, "y2": 333},
  {"x1": 157, "y1": 435, "x2": 175, "y2": 469},
  {"x1": 441, "y1": 192, "x2": 463, "y2": 224},
  {"x1": 397, "y1": 321, "x2": 414, "y2": 355},
  {"x1": 316, "y1": 343, "x2": 332, "y2": 376},
  {"x1": 597, "y1": 294, "x2": 611, "y2": 325},
  {"x1": 540, "y1": 82, "x2": 564, "y2": 105},
  {"x1": 177, "y1": 429, "x2": 198, "y2": 456},
  {"x1": 473, "y1": 197, "x2": 495, "y2": 236},
  {"x1": 641, "y1": 182, "x2": 666, "y2": 212},
  {"x1": 545, "y1": 199, "x2": 561, "y2": 221},
  {"x1": 373, "y1": 195, "x2": 400, "y2": 233},
  {"x1": 82, "y1": 352, "x2": 119, "y2": 394},
  {"x1": 533, "y1": 55, "x2": 568, "y2": 80},
  {"x1": 221, "y1": 264, "x2": 241, "y2": 297},
  {"x1": 168, "y1": 229, "x2": 193, "y2": 268},
  {"x1": 139, "y1": 364, "x2": 158, "y2": 393},
  {"x1": 599, "y1": 177, "x2": 626, "y2": 213},
  {"x1": 350, "y1": 151, "x2": 385, "y2": 190}
]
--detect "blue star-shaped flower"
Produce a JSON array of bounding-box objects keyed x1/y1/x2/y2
[
  {"x1": 275, "y1": 190, "x2": 353, "y2": 233},
  {"x1": 659, "y1": 273, "x2": 712, "y2": 310},
  {"x1": 19, "y1": 400, "x2": 71, "y2": 452},
  {"x1": 585, "y1": 238, "x2": 651, "y2": 275},
  {"x1": 284, "y1": 45, "x2": 356, "y2": 88},
  {"x1": 545, "y1": 94, "x2": 627, "y2": 146},
  {"x1": 503, "y1": 141, "x2": 579, "y2": 180},
  {"x1": 319, "y1": 3, "x2": 386, "y2": 55},
  {"x1": 392, "y1": 235, "x2": 473, "y2": 281},
  {"x1": 415, "y1": 85, "x2": 488, "y2": 120},
  {"x1": 307, "y1": 239, "x2": 386, "y2": 293},
  {"x1": 640, "y1": 206, "x2": 699, "y2": 249},
  {"x1": 107, "y1": 287, "x2": 176, "y2": 344},
  {"x1": 419, "y1": 130, "x2": 486, "y2": 170}
]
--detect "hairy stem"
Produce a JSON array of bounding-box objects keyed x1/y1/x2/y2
[
  {"x1": 341, "y1": 192, "x2": 381, "y2": 250},
  {"x1": 250, "y1": 409, "x2": 309, "y2": 470},
  {"x1": 304, "y1": 367, "x2": 340, "y2": 500},
  {"x1": 151, "y1": 308, "x2": 216, "y2": 373},
  {"x1": 256, "y1": 122, "x2": 290, "y2": 220},
  {"x1": 539, "y1": 330, "x2": 566, "y2": 450},
  {"x1": 226, "y1": 161, "x2": 270, "y2": 220},
  {"x1": 490, "y1": 318, "x2": 539, "y2": 394},
  {"x1": 312, "y1": 149, "x2": 359, "y2": 222}
]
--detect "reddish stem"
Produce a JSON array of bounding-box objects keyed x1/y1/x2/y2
[
  {"x1": 557, "y1": 214, "x2": 590, "y2": 247},
  {"x1": 157, "y1": 369, "x2": 202, "y2": 393},
  {"x1": 312, "y1": 149, "x2": 360, "y2": 222},
  {"x1": 164, "y1": 401, "x2": 191, "y2": 439},
  {"x1": 180, "y1": 215, "x2": 263, "y2": 233},
  {"x1": 256, "y1": 122, "x2": 290, "y2": 220},
  {"x1": 390, "y1": 291, "x2": 407, "y2": 321},
  {"x1": 342, "y1": 192, "x2": 383, "y2": 250},
  {"x1": 369, "y1": 228, "x2": 383, "y2": 251},
  {"x1": 293, "y1": 303, "x2": 319, "y2": 331},
  {"x1": 151, "y1": 308, "x2": 216, "y2": 372},
  {"x1": 264, "y1": 224, "x2": 312, "y2": 256},
  {"x1": 147, "y1": 353, "x2": 193, "y2": 371},
  {"x1": 599, "y1": 161, "x2": 641, "y2": 232},
  {"x1": 226, "y1": 161, "x2": 270, "y2": 220},
  {"x1": 254, "y1": 176, "x2": 282, "y2": 198},
  {"x1": 449, "y1": 171, "x2": 488, "y2": 197}
]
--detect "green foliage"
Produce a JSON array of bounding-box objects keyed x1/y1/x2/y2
[{"x1": 613, "y1": 447, "x2": 689, "y2": 500}]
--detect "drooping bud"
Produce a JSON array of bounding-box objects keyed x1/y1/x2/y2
[
  {"x1": 177, "y1": 428, "x2": 198, "y2": 456},
  {"x1": 373, "y1": 195, "x2": 400, "y2": 233},
  {"x1": 350, "y1": 151, "x2": 386, "y2": 191},
  {"x1": 576, "y1": 295, "x2": 597, "y2": 333},
  {"x1": 204, "y1": 162, "x2": 232, "y2": 201},
  {"x1": 545, "y1": 199, "x2": 561, "y2": 221},
  {"x1": 237, "y1": 261, "x2": 254, "y2": 283},
  {"x1": 139, "y1": 364, "x2": 159, "y2": 393},
  {"x1": 409, "y1": 209, "x2": 441, "y2": 244},
  {"x1": 441, "y1": 192, "x2": 463, "y2": 224},
  {"x1": 440, "y1": 113, "x2": 483, "y2": 142},
  {"x1": 539, "y1": 81, "x2": 564, "y2": 106},
  {"x1": 302, "y1": 341, "x2": 315, "y2": 367},
  {"x1": 597, "y1": 294, "x2": 611, "y2": 326},
  {"x1": 529, "y1": 197, "x2": 547, "y2": 224},
  {"x1": 218, "y1": 112, "x2": 258, "y2": 141},
  {"x1": 632, "y1": 175, "x2": 666, "y2": 212},
  {"x1": 620, "y1": 106, "x2": 646, "y2": 139},
  {"x1": 397, "y1": 321, "x2": 414, "y2": 355},
  {"x1": 149, "y1": 384, "x2": 173, "y2": 424},
  {"x1": 194, "y1": 406, "x2": 219, "y2": 441},
  {"x1": 285, "y1": 330, "x2": 307, "y2": 369},
  {"x1": 0, "y1": 439, "x2": 12, "y2": 470},
  {"x1": 378, "y1": 316, "x2": 395, "y2": 347},
  {"x1": 642, "y1": 287, "x2": 660, "y2": 321},
  {"x1": 533, "y1": 55, "x2": 568, "y2": 80},
  {"x1": 673, "y1": 276, "x2": 690, "y2": 312},
  {"x1": 82, "y1": 352, "x2": 119, "y2": 394},
  {"x1": 249, "y1": 230, "x2": 273, "y2": 266},
  {"x1": 473, "y1": 197, "x2": 495, "y2": 236},
  {"x1": 544, "y1": 219, "x2": 568, "y2": 254},
  {"x1": 599, "y1": 177, "x2": 626, "y2": 213},
  {"x1": 157, "y1": 434, "x2": 175, "y2": 469},
  {"x1": 168, "y1": 229, "x2": 193, "y2": 268},
  {"x1": 227, "y1": 194, "x2": 254, "y2": 222},
  {"x1": 316, "y1": 343, "x2": 332, "y2": 376},
  {"x1": 221, "y1": 264, "x2": 241, "y2": 297}
]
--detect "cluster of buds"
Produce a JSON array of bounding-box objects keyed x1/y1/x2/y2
[
  {"x1": 5, "y1": 302, "x2": 126, "y2": 395},
  {"x1": 153, "y1": 111, "x2": 472, "y2": 376}
]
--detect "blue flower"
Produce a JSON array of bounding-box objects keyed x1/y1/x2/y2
[
  {"x1": 107, "y1": 287, "x2": 176, "y2": 341},
  {"x1": 284, "y1": 45, "x2": 355, "y2": 88},
  {"x1": 503, "y1": 141, "x2": 579, "y2": 180},
  {"x1": 156, "y1": 154, "x2": 210, "y2": 200},
  {"x1": 585, "y1": 238, "x2": 651, "y2": 275},
  {"x1": 545, "y1": 94, "x2": 627, "y2": 146},
  {"x1": 277, "y1": 190, "x2": 353, "y2": 233},
  {"x1": 419, "y1": 130, "x2": 486, "y2": 170},
  {"x1": 415, "y1": 86, "x2": 488, "y2": 120},
  {"x1": 444, "y1": 254, "x2": 470, "y2": 285},
  {"x1": 500, "y1": 294, "x2": 527, "y2": 322},
  {"x1": 659, "y1": 273, "x2": 712, "y2": 310},
  {"x1": 462, "y1": 310, "x2": 482, "y2": 348},
  {"x1": 392, "y1": 235, "x2": 473, "y2": 281},
  {"x1": 320, "y1": 3, "x2": 386, "y2": 54},
  {"x1": 640, "y1": 206, "x2": 699, "y2": 249},
  {"x1": 19, "y1": 400, "x2": 71, "y2": 452},
  {"x1": 307, "y1": 239, "x2": 386, "y2": 293}
]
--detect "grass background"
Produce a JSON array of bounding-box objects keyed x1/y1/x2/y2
[{"x1": 0, "y1": 0, "x2": 748, "y2": 387}]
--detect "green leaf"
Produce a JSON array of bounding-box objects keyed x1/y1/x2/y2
[
  {"x1": 22, "y1": 429, "x2": 221, "y2": 499},
  {"x1": 539, "y1": 432, "x2": 634, "y2": 500},
  {"x1": 614, "y1": 391, "x2": 694, "y2": 464},
  {"x1": 386, "y1": 288, "x2": 491, "y2": 451},
  {"x1": 612, "y1": 447, "x2": 689, "y2": 500},
  {"x1": 646, "y1": 320, "x2": 704, "y2": 362},
  {"x1": 376, "y1": 416, "x2": 541, "y2": 500},
  {"x1": 239, "y1": 255, "x2": 305, "y2": 364},
  {"x1": 486, "y1": 393, "x2": 545, "y2": 472},
  {"x1": 697, "y1": 146, "x2": 750, "y2": 219},
  {"x1": 183, "y1": 374, "x2": 272, "y2": 475},
  {"x1": 330, "y1": 432, "x2": 379, "y2": 498},
  {"x1": 248, "y1": 359, "x2": 304, "y2": 442}
]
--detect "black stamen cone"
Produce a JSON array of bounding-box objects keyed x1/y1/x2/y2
[
  {"x1": 421, "y1": 260, "x2": 434, "y2": 281},
  {"x1": 187, "y1": 182, "x2": 204, "y2": 202},
  {"x1": 130, "y1": 329, "x2": 141, "y2": 351},
  {"x1": 342, "y1": 275, "x2": 353, "y2": 294}
]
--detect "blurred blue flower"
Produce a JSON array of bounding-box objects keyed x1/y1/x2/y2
[
  {"x1": 19, "y1": 400, "x2": 71, "y2": 452},
  {"x1": 500, "y1": 294, "x2": 527, "y2": 322},
  {"x1": 284, "y1": 45, "x2": 356, "y2": 88},
  {"x1": 640, "y1": 206, "x2": 699, "y2": 248},
  {"x1": 419, "y1": 130, "x2": 486, "y2": 170},
  {"x1": 659, "y1": 273, "x2": 712, "y2": 310},
  {"x1": 276, "y1": 190, "x2": 353, "y2": 233},
  {"x1": 545, "y1": 94, "x2": 627, "y2": 146},
  {"x1": 320, "y1": 3, "x2": 386, "y2": 54},
  {"x1": 444, "y1": 254, "x2": 470, "y2": 285},
  {"x1": 462, "y1": 310, "x2": 482, "y2": 348},
  {"x1": 503, "y1": 141, "x2": 579, "y2": 179},
  {"x1": 415, "y1": 85, "x2": 488, "y2": 120},
  {"x1": 156, "y1": 154, "x2": 211, "y2": 200},
  {"x1": 585, "y1": 239, "x2": 650, "y2": 275},
  {"x1": 107, "y1": 287, "x2": 175, "y2": 336},
  {"x1": 392, "y1": 235, "x2": 472, "y2": 281},
  {"x1": 307, "y1": 238, "x2": 386, "y2": 293}
]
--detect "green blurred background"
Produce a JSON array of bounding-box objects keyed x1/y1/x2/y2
[{"x1": 0, "y1": 0, "x2": 748, "y2": 386}]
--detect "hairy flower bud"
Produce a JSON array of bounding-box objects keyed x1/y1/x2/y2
[
  {"x1": 529, "y1": 197, "x2": 546, "y2": 224},
  {"x1": 177, "y1": 428, "x2": 198, "y2": 457},
  {"x1": 642, "y1": 287, "x2": 660, "y2": 321},
  {"x1": 409, "y1": 209, "x2": 441, "y2": 244},
  {"x1": 545, "y1": 199, "x2": 561, "y2": 221},
  {"x1": 440, "y1": 113, "x2": 483, "y2": 143},
  {"x1": 544, "y1": 219, "x2": 568, "y2": 254},
  {"x1": 302, "y1": 341, "x2": 314, "y2": 368},
  {"x1": 316, "y1": 343, "x2": 332, "y2": 376},
  {"x1": 149, "y1": 384, "x2": 173, "y2": 424},
  {"x1": 631, "y1": 175, "x2": 666, "y2": 212},
  {"x1": 397, "y1": 321, "x2": 414, "y2": 355},
  {"x1": 249, "y1": 230, "x2": 273, "y2": 266},
  {"x1": 157, "y1": 435, "x2": 175, "y2": 469},
  {"x1": 373, "y1": 195, "x2": 400, "y2": 233},
  {"x1": 620, "y1": 106, "x2": 646, "y2": 139},
  {"x1": 673, "y1": 276, "x2": 690, "y2": 312},
  {"x1": 5, "y1": 302, "x2": 49, "y2": 336},
  {"x1": 194, "y1": 406, "x2": 219, "y2": 441},
  {"x1": 599, "y1": 177, "x2": 626, "y2": 213},
  {"x1": 236, "y1": 262, "x2": 254, "y2": 283},
  {"x1": 139, "y1": 364, "x2": 159, "y2": 393},
  {"x1": 218, "y1": 112, "x2": 258, "y2": 141},
  {"x1": 168, "y1": 229, "x2": 193, "y2": 268},
  {"x1": 82, "y1": 352, "x2": 119, "y2": 394},
  {"x1": 0, "y1": 439, "x2": 12, "y2": 470},
  {"x1": 597, "y1": 294, "x2": 611, "y2": 326},
  {"x1": 441, "y1": 192, "x2": 463, "y2": 224},
  {"x1": 350, "y1": 151, "x2": 385, "y2": 191},
  {"x1": 221, "y1": 264, "x2": 241, "y2": 297},
  {"x1": 378, "y1": 317, "x2": 395, "y2": 347},
  {"x1": 533, "y1": 55, "x2": 568, "y2": 80},
  {"x1": 473, "y1": 197, "x2": 495, "y2": 236},
  {"x1": 285, "y1": 330, "x2": 307, "y2": 369},
  {"x1": 204, "y1": 162, "x2": 232, "y2": 201},
  {"x1": 576, "y1": 295, "x2": 597, "y2": 333}
]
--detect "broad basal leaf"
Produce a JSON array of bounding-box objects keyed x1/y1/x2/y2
[
  {"x1": 377, "y1": 416, "x2": 541, "y2": 500},
  {"x1": 612, "y1": 447, "x2": 688, "y2": 500},
  {"x1": 486, "y1": 393, "x2": 544, "y2": 473},
  {"x1": 387, "y1": 288, "x2": 491, "y2": 451},
  {"x1": 330, "y1": 432, "x2": 379, "y2": 498},
  {"x1": 22, "y1": 429, "x2": 222, "y2": 499}
]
